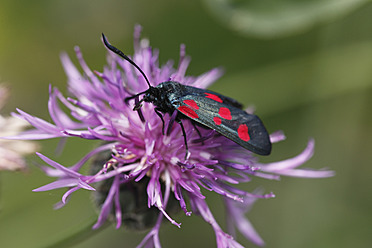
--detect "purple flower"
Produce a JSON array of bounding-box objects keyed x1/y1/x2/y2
[{"x1": 4, "y1": 25, "x2": 334, "y2": 247}]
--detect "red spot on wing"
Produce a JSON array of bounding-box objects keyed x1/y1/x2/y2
[
  {"x1": 205, "y1": 93, "x2": 223, "y2": 103},
  {"x1": 237, "y1": 124, "x2": 250, "y2": 142},
  {"x1": 219, "y1": 107, "x2": 232, "y2": 120},
  {"x1": 183, "y1": 99, "x2": 199, "y2": 109},
  {"x1": 178, "y1": 106, "x2": 199, "y2": 119},
  {"x1": 213, "y1": 116, "x2": 222, "y2": 125}
]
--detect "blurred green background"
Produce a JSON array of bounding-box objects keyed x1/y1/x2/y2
[{"x1": 1, "y1": 0, "x2": 371, "y2": 247}]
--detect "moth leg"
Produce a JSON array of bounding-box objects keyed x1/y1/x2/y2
[
  {"x1": 134, "y1": 96, "x2": 145, "y2": 123},
  {"x1": 166, "y1": 110, "x2": 178, "y2": 136},
  {"x1": 191, "y1": 121, "x2": 204, "y2": 145},
  {"x1": 177, "y1": 119, "x2": 189, "y2": 160},
  {"x1": 154, "y1": 108, "x2": 165, "y2": 135}
]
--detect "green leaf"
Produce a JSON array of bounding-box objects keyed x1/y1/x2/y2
[{"x1": 204, "y1": 0, "x2": 371, "y2": 38}]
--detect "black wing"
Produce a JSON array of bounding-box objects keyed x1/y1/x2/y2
[
  {"x1": 173, "y1": 91, "x2": 272, "y2": 156},
  {"x1": 180, "y1": 85, "x2": 244, "y2": 109}
]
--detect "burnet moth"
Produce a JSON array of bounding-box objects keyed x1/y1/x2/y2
[{"x1": 102, "y1": 34, "x2": 272, "y2": 157}]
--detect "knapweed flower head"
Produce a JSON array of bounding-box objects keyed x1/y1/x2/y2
[
  {"x1": 0, "y1": 84, "x2": 38, "y2": 171},
  {"x1": 5, "y1": 26, "x2": 334, "y2": 247}
]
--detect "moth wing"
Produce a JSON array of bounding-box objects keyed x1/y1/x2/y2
[
  {"x1": 181, "y1": 85, "x2": 244, "y2": 109},
  {"x1": 175, "y1": 94, "x2": 271, "y2": 155}
]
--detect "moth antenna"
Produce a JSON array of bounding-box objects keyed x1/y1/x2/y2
[{"x1": 102, "y1": 33, "x2": 152, "y2": 88}]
